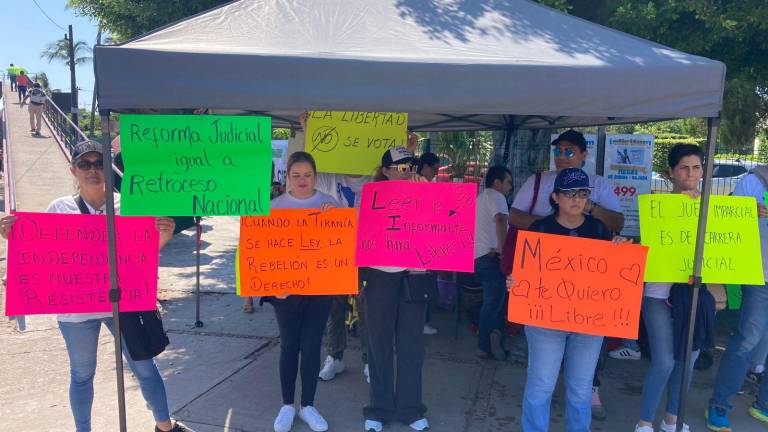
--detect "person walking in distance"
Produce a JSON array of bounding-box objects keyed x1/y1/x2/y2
[{"x1": 20, "y1": 83, "x2": 47, "y2": 136}]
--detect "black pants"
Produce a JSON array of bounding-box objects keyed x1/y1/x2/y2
[
  {"x1": 271, "y1": 295, "x2": 332, "y2": 406},
  {"x1": 364, "y1": 269, "x2": 427, "y2": 424}
]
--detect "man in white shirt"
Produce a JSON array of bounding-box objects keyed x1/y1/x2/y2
[
  {"x1": 510, "y1": 129, "x2": 624, "y2": 233},
  {"x1": 474, "y1": 165, "x2": 513, "y2": 359}
]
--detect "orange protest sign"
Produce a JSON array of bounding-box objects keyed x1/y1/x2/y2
[
  {"x1": 508, "y1": 231, "x2": 648, "y2": 338},
  {"x1": 239, "y1": 208, "x2": 358, "y2": 296}
]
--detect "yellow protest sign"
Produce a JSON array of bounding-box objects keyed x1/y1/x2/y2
[
  {"x1": 638, "y1": 194, "x2": 763, "y2": 284},
  {"x1": 306, "y1": 111, "x2": 408, "y2": 175}
]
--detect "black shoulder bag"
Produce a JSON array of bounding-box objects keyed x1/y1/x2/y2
[{"x1": 75, "y1": 195, "x2": 169, "y2": 361}]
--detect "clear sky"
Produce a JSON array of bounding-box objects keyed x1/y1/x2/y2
[{"x1": 0, "y1": 0, "x2": 99, "y2": 108}]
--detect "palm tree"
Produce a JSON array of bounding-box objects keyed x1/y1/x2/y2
[
  {"x1": 40, "y1": 38, "x2": 92, "y2": 66},
  {"x1": 33, "y1": 72, "x2": 52, "y2": 93}
]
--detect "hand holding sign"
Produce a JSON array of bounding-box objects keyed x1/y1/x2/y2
[
  {"x1": 5, "y1": 212, "x2": 159, "y2": 315},
  {"x1": 356, "y1": 181, "x2": 477, "y2": 272},
  {"x1": 508, "y1": 231, "x2": 648, "y2": 338}
]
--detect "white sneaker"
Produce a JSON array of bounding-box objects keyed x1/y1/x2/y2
[
  {"x1": 298, "y1": 406, "x2": 328, "y2": 432},
  {"x1": 364, "y1": 419, "x2": 383, "y2": 432},
  {"x1": 318, "y1": 355, "x2": 345, "y2": 381},
  {"x1": 660, "y1": 420, "x2": 689, "y2": 432},
  {"x1": 273, "y1": 405, "x2": 295, "y2": 432},
  {"x1": 364, "y1": 363, "x2": 370, "y2": 383},
  {"x1": 634, "y1": 424, "x2": 654, "y2": 432},
  {"x1": 609, "y1": 346, "x2": 641, "y2": 361},
  {"x1": 423, "y1": 324, "x2": 438, "y2": 335},
  {"x1": 409, "y1": 418, "x2": 430, "y2": 431}
]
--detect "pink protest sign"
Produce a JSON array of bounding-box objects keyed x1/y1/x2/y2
[
  {"x1": 5, "y1": 212, "x2": 159, "y2": 315},
  {"x1": 356, "y1": 181, "x2": 477, "y2": 271}
]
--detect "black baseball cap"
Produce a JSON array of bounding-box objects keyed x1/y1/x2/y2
[
  {"x1": 381, "y1": 147, "x2": 414, "y2": 167},
  {"x1": 552, "y1": 129, "x2": 588, "y2": 152},
  {"x1": 554, "y1": 168, "x2": 591, "y2": 191},
  {"x1": 71, "y1": 140, "x2": 103, "y2": 162}
]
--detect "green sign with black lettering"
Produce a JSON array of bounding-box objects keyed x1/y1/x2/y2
[
  {"x1": 638, "y1": 194, "x2": 763, "y2": 284},
  {"x1": 119, "y1": 114, "x2": 271, "y2": 216}
]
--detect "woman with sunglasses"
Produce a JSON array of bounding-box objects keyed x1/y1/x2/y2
[
  {"x1": 508, "y1": 129, "x2": 625, "y2": 419},
  {"x1": 0, "y1": 141, "x2": 187, "y2": 432},
  {"x1": 508, "y1": 167, "x2": 630, "y2": 432},
  {"x1": 363, "y1": 148, "x2": 429, "y2": 432}
]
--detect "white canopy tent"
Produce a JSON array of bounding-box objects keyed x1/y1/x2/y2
[
  {"x1": 94, "y1": 0, "x2": 725, "y2": 130},
  {"x1": 93, "y1": 2, "x2": 726, "y2": 431}
]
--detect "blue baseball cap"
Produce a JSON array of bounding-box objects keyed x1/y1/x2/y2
[{"x1": 554, "y1": 168, "x2": 591, "y2": 191}]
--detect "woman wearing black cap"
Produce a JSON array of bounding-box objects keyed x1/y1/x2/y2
[
  {"x1": 363, "y1": 147, "x2": 429, "y2": 432},
  {"x1": 507, "y1": 168, "x2": 630, "y2": 432},
  {"x1": 0, "y1": 141, "x2": 188, "y2": 432}
]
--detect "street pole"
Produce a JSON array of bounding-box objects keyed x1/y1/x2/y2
[
  {"x1": 89, "y1": 28, "x2": 101, "y2": 137},
  {"x1": 67, "y1": 25, "x2": 78, "y2": 128}
]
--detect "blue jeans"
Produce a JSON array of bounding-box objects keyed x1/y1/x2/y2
[
  {"x1": 523, "y1": 326, "x2": 604, "y2": 432},
  {"x1": 710, "y1": 283, "x2": 768, "y2": 412},
  {"x1": 58, "y1": 318, "x2": 170, "y2": 432},
  {"x1": 475, "y1": 254, "x2": 506, "y2": 353},
  {"x1": 639, "y1": 297, "x2": 699, "y2": 422},
  {"x1": 751, "y1": 327, "x2": 768, "y2": 370}
]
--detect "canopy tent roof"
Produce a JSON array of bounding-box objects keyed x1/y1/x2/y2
[{"x1": 94, "y1": 0, "x2": 726, "y2": 130}]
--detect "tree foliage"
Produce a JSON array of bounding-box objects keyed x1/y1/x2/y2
[
  {"x1": 67, "y1": 0, "x2": 232, "y2": 42},
  {"x1": 41, "y1": 39, "x2": 92, "y2": 67},
  {"x1": 535, "y1": 0, "x2": 768, "y2": 151}
]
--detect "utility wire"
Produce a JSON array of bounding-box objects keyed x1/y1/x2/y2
[{"x1": 31, "y1": 0, "x2": 67, "y2": 32}]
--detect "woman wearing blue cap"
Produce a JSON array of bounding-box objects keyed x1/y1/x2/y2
[{"x1": 508, "y1": 167, "x2": 631, "y2": 432}]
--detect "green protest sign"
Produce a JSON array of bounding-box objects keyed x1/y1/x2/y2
[
  {"x1": 639, "y1": 194, "x2": 763, "y2": 284},
  {"x1": 120, "y1": 115, "x2": 271, "y2": 216}
]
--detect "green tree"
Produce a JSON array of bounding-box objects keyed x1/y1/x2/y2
[
  {"x1": 41, "y1": 38, "x2": 92, "y2": 66},
  {"x1": 68, "y1": 0, "x2": 232, "y2": 42},
  {"x1": 536, "y1": 0, "x2": 768, "y2": 152},
  {"x1": 32, "y1": 72, "x2": 52, "y2": 93}
]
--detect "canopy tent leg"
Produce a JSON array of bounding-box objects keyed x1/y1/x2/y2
[
  {"x1": 675, "y1": 116, "x2": 719, "y2": 431},
  {"x1": 100, "y1": 112, "x2": 128, "y2": 432},
  {"x1": 194, "y1": 219, "x2": 203, "y2": 328}
]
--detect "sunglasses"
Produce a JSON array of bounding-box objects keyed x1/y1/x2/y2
[
  {"x1": 389, "y1": 164, "x2": 416, "y2": 173},
  {"x1": 559, "y1": 189, "x2": 591, "y2": 199},
  {"x1": 552, "y1": 148, "x2": 577, "y2": 159},
  {"x1": 75, "y1": 159, "x2": 104, "y2": 171}
]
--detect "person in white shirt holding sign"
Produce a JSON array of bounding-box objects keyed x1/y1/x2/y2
[{"x1": 0, "y1": 141, "x2": 185, "y2": 432}]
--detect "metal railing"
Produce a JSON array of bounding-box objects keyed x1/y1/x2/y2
[
  {"x1": 42, "y1": 95, "x2": 89, "y2": 160},
  {"x1": 2, "y1": 84, "x2": 15, "y2": 212}
]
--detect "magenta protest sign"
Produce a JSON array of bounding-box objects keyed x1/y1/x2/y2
[
  {"x1": 5, "y1": 212, "x2": 159, "y2": 315},
  {"x1": 356, "y1": 181, "x2": 477, "y2": 271}
]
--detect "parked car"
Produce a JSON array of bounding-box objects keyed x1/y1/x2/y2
[{"x1": 651, "y1": 158, "x2": 758, "y2": 195}]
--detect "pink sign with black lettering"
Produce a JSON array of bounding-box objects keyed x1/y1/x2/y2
[
  {"x1": 5, "y1": 212, "x2": 159, "y2": 315},
  {"x1": 356, "y1": 181, "x2": 476, "y2": 272}
]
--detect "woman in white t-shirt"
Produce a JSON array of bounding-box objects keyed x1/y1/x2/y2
[
  {"x1": 269, "y1": 151, "x2": 340, "y2": 432},
  {"x1": 0, "y1": 141, "x2": 184, "y2": 432},
  {"x1": 634, "y1": 144, "x2": 705, "y2": 432}
]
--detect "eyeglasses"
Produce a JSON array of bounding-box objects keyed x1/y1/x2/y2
[
  {"x1": 559, "y1": 189, "x2": 591, "y2": 199},
  {"x1": 389, "y1": 164, "x2": 416, "y2": 173},
  {"x1": 75, "y1": 159, "x2": 104, "y2": 171},
  {"x1": 552, "y1": 148, "x2": 576, "y2": 159}
]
